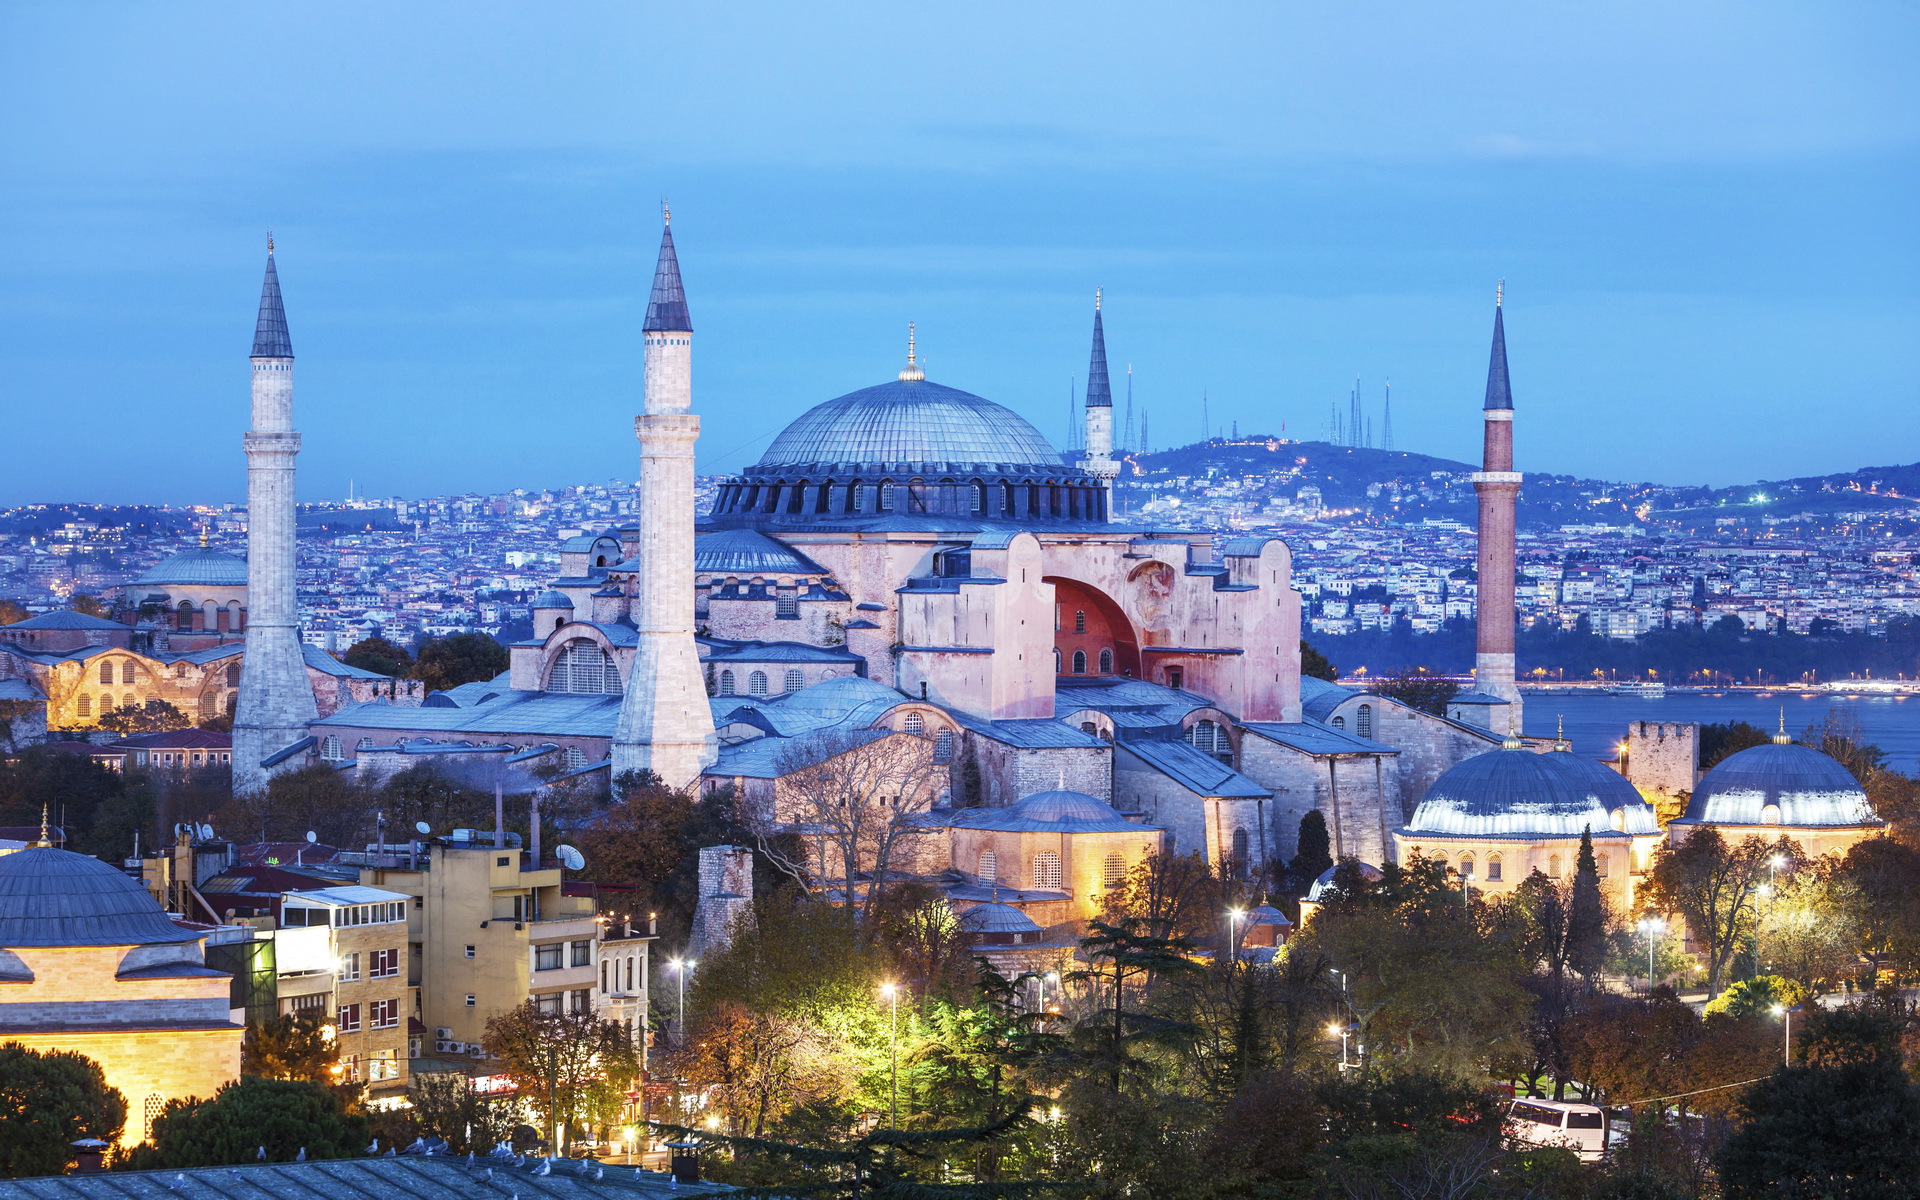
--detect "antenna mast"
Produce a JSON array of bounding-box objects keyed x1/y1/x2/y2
[{"x1": 1383, "y1": 380, "x2": 1394, "y2": 452}]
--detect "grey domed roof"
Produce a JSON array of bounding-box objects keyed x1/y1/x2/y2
[
  {"x1": 1305, "y1": 861, "x2": 1383, "y2": 904},
  {"x1": 1683, "y1": 742, "x2": 1877, "y2": 828},
  {"x1": 695, "y1": 529, "x2": 827, "y2": 575},
  {"x1": 0, "y1": 848, "x2": 205, "y2": 947},
  {"x1": 754, "y1": 378, "x2": 1062, "y2": 470},
  {"x1": 1245, "y1": 903, "x2": 1292, "y2": 928},
  {"x1": 531, "y1": 590, "x2": 574, "y2": 609},
  {"x1": 1406, "y1": 747, "x2": 1658, "y2": 838},
  {"x1": 133, "y1": 547, "x2": 248, "y2": 588},
  {"x1": 960, "y1": 790, "x2": 1147, "y2": 833},
  {"x1": 957, "y1": 902, "x2": 1042, "y2": 935}
]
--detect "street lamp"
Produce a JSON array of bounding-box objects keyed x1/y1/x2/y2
[
  {"x1": 1328, "y1": 1021, "x2": 1352, "y2": 1071},
  {"x1": 1771, "y1": 1003, "x2": 1793, "y2": 1064},
  {"x1": 879, "y1": 982, "x2": 900, "y2": 1129},
  {"x1": 669, "y1": 957, "x2": 696, "y2": 1045},
  {"x1": 1042, "y1": 970, "x2": 1059, "y2": 1016},
  {"x1": 1227, "y1": 908, "x2": 1245, "y2": 960},
  {"x1": 1636, "y1": 917, "x2": 1665, "y2": 993}
]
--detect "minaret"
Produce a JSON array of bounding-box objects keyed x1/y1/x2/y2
[
  {"x1": 1471, "y1": 282, "x2": 1524, "y2": 727},
  {"x1": 1078, "y1": 289, "x2": 1118, "y2": 518},
  {"x1": 233, "y1": 237, "x2": 319, "y2": 794},
  {"x1": 611, "y1": 208, "x2": 718, "y2": 788}
]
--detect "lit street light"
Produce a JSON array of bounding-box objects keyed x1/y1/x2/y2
[
  {"x1": 1636, "y1": 917, "x2": 1666, "y2": 993},
  {"x1": 668, "y1": 956, "x2": 696, "y2": 1045},
  {"x1": 1226, "y1": 907, "x2": 1245, "y2": 961},
  {"x1": 1771, "y1": 1003, "x2": 1794, "y2": 1064},
  {"x1": 1328, "y1": 1021, "x2": 1353, "y2": 1071},
  {"x1": 879, "y1": 982, "x2": 900, "y2": 1128}
]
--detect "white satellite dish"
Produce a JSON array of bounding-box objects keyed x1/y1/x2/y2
[
  {"x1": 199, "y1": 823, "x2": 215, "y2": 841},
  {"x1": 415, "y1": 821, "x2": 432, "y2": 836},
  {"x1": 556, "y1": 844, "x2": 585, "y2": 871},
  {"x1": 305, "y1": 831, "x2": 318, "y2": 843}
]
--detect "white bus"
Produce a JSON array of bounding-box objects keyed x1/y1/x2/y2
[{"x1": 1506, "y1": 1098, "x2": 1608, "y2": 1161}]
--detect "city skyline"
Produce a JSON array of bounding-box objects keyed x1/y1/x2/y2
[{"x1": 1, "y1": 3, "x2": 1915, "y2": 504}]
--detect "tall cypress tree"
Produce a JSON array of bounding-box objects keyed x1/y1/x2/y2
[
  {"x1": 1287, "y1": 811, "x2": 1334, "y2": 895},
  {"x1": 1568, "y1": 826, "x2": 1606, "y2": 981}
]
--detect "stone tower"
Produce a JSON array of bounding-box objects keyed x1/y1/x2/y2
[
  {"x1": 1471, "y1": 284, "x2": 1524, "y2": 727},
  {"x1": 611, "y1": 212, "x2": 719, "y2": 788},
  {"x1": 232, "y1": 240, "x2": 319, "y2": 794},
  {"x1": 1078, "y1": 289, "x2": 1118, "y2": 517}
]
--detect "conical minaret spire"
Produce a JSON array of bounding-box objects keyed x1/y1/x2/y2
[
  {"x1": 1077, "y1": 289, "x2": 1117, "y2": 520},
  {"x1": 1469, "y1": 281, "x2": 1523, "y2": 731},
  {"x1": 612, "y1": 211, "x2": 719, "y2": 787},
  {"x1": 233, "y1": 239, "x2": 320, "y2": 794}
]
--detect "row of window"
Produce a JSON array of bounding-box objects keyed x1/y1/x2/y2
[
  {"x1": 1420, "y1": 850, "x2": 1613, "y2": 882},
  {"x1": 317, "y1": 737, "x2": 590, "y2": 772},
  {"x1": 977, "y1": 849, "x2": 1129, "y2": 891},
  {"x1": 533, "y1": 939, "x2": 595, "y2": 971},
  {"x1": 533, "y1": 988, "x2": 595, "y2": 1015},
  {"x1": 719, "y1": 478, "x2": 1108, "y2": 521},
  {"x1": 336, "y1": 998, "x2": 401, "y2": 1032},
  {"x1": 716, "y1": 667, "x2": 810, "y2": 696},
  {"x1": 282, "y1": 902, "x2": 406, "y2": 928},
  {"x1": 1327, "y1": 704, "x2": 1376, "y2": 739},
  {"x1": 1054, "y1": 648, "x2": 1115, "y2": 675},
  {"x1": 600, "y1": 955, "x2": 640, "y2": 994},
  {"x1": 92, "y1": 660, "x2": 240, "y2": 687},
  {"x1": 898, "y1": 714, "x2": 956, "y2": 761}
]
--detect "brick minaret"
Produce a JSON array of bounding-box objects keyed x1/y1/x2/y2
[
  {"x1": 233, "y1": 239, "x2": 319, "y2": 793},
  {"x1": 1078, "y1": 289, "x2": 1117, "y2": 519},
  {"x1": 612, "y1": 210, "x2": 718, "y2": 788},
  {"x1": 1471, "y1": 283, "x2": 1524, "y2": 728}
]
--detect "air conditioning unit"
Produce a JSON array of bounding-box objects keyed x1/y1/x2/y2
[
  {"x1": 468, "y1": 1045, "x2": 488, "y2": 1059},
  {"x1": 435, "y1": 1027, "x2": 452, "y2": 1040}
]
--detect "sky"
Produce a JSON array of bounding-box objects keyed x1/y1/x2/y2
[{"x1": 0, "y1": 2, "x2": 1915, "y2": 505}]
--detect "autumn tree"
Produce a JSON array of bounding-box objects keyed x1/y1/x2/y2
[
  {"x1": 412, "y1": 631, "x2": 508, "y2": 693},
  {"x1": 1647, "y1": 828, "x2": 1797, "y2": 994},
  {"x1": 0, "y1": 1043, "x2": 126, "y2": 1177},
  {"x1": 0, "y1": 599, "x2": 27, "y2": 625},
  {"x1": 1300, "y1": 640, "x2": 1339, "y2": 682},
  {"x1": 68, "y1": 593, "x2": 108, "y2": 618},
  {"x1": 241, "y1": 1013, "x2": 342, "y2": 1085},
  {"x1": 97, "y1": 698, "x2": 191, "y2": 734},
  {"x1": 481, "y1": 1001, "x2": 641, "y2": 1152},
  {"x1": 751, "y1": 729, "x2": 944, "y2": 927},
  {"x1": 342, "y1": 635, "x2": 413, "y2": 677},
  {"x1": 406, "y1": 1071, "x2": 516, "y2": 1154}
]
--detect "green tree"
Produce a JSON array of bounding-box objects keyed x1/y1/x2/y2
[
  {"x1": 1301, "y1": 640, "x2": 1339, "y2": 683},
  {"x1": 215, "y1": 762, "x2": 367, "y2": 846},
  {"x1": 406, "y1": 1072, "x2": 515, "y2": 1154},
  {"x1": 68, "y1": 593, "x2": 108, "y2": 618},
  {"x1": 1366, "y1": 666, "x2": 1460, "y2": 716},
  {"x1": 0, "y1": 744, "x2": 125, "y2": 845},
  {"x1": 481, "y1": 1001, "x2": 641, "y2": 1152},
  {"x1": 1285, "y1": 810, "x2": 1334, "y2": 896},
  {"x1": 411, "y1": 632, "x2": 508, "y2": 693},
  {"x1": 130, "y1": 1077, "x2": 366, "y2": 1167},
  {"x1": 1569, "y1": 827, "x2": 1608, "y2": 980},
  {"x1": 1704, "y1": 975, "x2": 1809, "y2": 1020},
  {"x1": 1068, "y1": 916, "x2": 1201, "y2": 1092},
  {"x1": 0, "y1": 1042, "x2": 126, "y2": 1177},
  {"x1": 1699, "y1": 721, "x2": 1772, "y2": 770},
  {"x1": 1648, "y1": 828, "x2": 1794, "y2": 993},
  {"x1": 97, "y1": 699, "x2": 191, "y2": 734},
  {"x1": 341, "y1": 635, "x2": 413, "y2": 677},
  {"x1": 241, "y1": 1013, "x2": 342, "y2": 1084}
]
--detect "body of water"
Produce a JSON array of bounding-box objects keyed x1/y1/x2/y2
[{"x1": 1522, "y1": 692, "x2": 1920, "y2": 772}]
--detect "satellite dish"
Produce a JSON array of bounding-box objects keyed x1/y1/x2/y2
[
  {"x1": 199, "y1": 823, "x2": 215, "y2": 841},
  {"x1": 556, "y1": 844, "x2": 585, "y2": 871},
  {"x1": 305, "y1": 831, "x2": 317, "y2": 843},
  {"x1": 414, "y1": 821, "x2": 432, "y2": 836}
]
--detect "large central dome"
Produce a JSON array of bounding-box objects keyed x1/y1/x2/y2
[{"x1": 756, "y1": 378, "x2": 1061, "y2": 470}]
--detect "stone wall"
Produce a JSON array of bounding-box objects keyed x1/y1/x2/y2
[
  {"x1": 690, "y1": 845, "x2": 753, "y2": 960},
  {"x1": 1237, "y1": 734, "x2": 1396, "y2": 864},
  {"x1": 1623, "y1": 721, "x2": 1699, "y2": 799}
]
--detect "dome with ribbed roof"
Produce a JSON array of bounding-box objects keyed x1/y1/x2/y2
[
  {"x1": 957, "y1": 902, "x2": 1043, "y2": 935},
  {"x1": 757, "y1": 379, "x2": 1061, "y2": 471},
  {"x1": 1684, "y1": 742, "x2": 1877, "y2": 828},
  {"x1": 1407, "y1": 746, "x2": 1657, "y2": 838},
  {"x1": 0, "y1": 848, "x2": 204, "y2": 948},
  {"x1": 958, "y1": 790, "x2": 1149, "y2": 833},
  {"x1": 132, "y1": 547, "x2": 248, "y2": 588},
  {"x1": 531, "y1": 590, "x2": 574, "y2": 609}
]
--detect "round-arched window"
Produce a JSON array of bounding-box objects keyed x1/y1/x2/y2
[
  {"x1": 748, "y1": 671, "x2": 769, "y2": 696},
  {"x1": 1072, "y1": 650, "x2": 1087, "y2": 674},
  {"x1": 1098, "y1": 649, "x2": 1113, "y2": 673}
]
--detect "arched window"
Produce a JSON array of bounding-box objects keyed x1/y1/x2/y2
[
  {"x1": 1104, "y1": 853, "x2": 1127, "y2": 888},
  {"x1": 846, "y1": 481, "x2": 863, "y2": 513},
  {"x1": 1230, "y1": 827, "x2": 1249, "y2": 872},
  {"x1": 1032, "y1": 851, "x2": 1062, "y2": 890},
  {"x1": 748, "y1": 671, "x2": 769, "y2": 696},
  {"x1": 1548, "y1": 855, "x2": 1563, "y2": 879},
  {"x1": 225, "y1": 663, "x2": 240, "y2": 686},
  {"x1": 176, "y1": 600, "x2": 194, "y2": 629},
  {"x1": 1098, "y1": 648, "x2": 1113, "y2": 674},
  {"x1": 933, "y1": 730, "x2": 954, "y2": 762},
  {"x1": 784, "y1": 669, "x2": 804, "y2": 693},
  {"x1": 320, "y1": 736, "x2": 342, "y2": 761},
  {"x1": 1486, "y1": 854, "x2": 1503, "y2": 882},
  {"x1": 903, "y1": 712, "x2": 925, "y2": 736},
  {"x1": 1457, "y1": 852, "x2": 1475, "y2": 879},
  {"x1": 1596, "y1": 853, "x2": 1610, "y2": 878},
  {"x1": 1072, "y1": 650, "x2": 1087, "y2": 674},
  {"x1": 76, "y1": 695, "x2": 90, "y2": 718},
  {"x1": 1001, "y1": 481, "x2": 1016, "y2": 515},
  {"x1": 1331, "y1": 716, "x2": 1345, "y2": 730},
  {"x1": 121, "y1": 662, "x2": 137, "y2": 685},
  {"x1": 98, "y1": 661, "x2": 113, "y2": 685},
  {"x1": 357, "y1": 737, "x2": 375, "y2": 750},
  {"x1": 563, "y1": 746, "x2": 587, "y2": 770},
  {"x1": 718, "y1": 670, "x2": 736, "y2": 695},
  {"x1": 879, "y1": 480, "x2": 895, "y2": 511},
  {"x1": 972, "y1": 482, "x2": 987, "y2": 515},
  {"x1": 1053, "y1": 648, "x2": 1062, "y2": 674},
  {"x1": 978, "y1": 850, "x2": 998, "y2": 884},
  {"x1": 1357, "y1": 704, "x2": 1373, "y2": 739},
  {"x1": 547, "y1": 638, "x2": 620, "y2": 694},
  {"x1": 122, "y1": 694, "x2": 134, "y2": 710},
  {"x1": 197, "y1": 691, "x2": 215, "y2": 720},
  {"x1": 1074, "y1": 610, "x2": 1087, "y2": 633},
  {"x1": 1185, "y1": 719, "x2": 1232, "y2": 764}
]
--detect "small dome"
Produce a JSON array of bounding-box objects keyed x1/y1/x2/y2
[
  {"x1": 772, "y1": 675, "x2": 905, "y2": 720},
  {"x1": 0, "y1": 847, "x2": 204, "y2": 948},
  {"x1": 1010, "y1": 790, "x2": 1122, "y2": 824},
  {"x1": 695, "y1": 529, "x2": 828, "y2": 575},
  {"x1": 1245, "y1": 903, "x2": 1292, "y2": 928},
  {"x1": 958, "y1": 789, "x2": 1151, "y2": 834},
  {"x1": 755, "y1": 378, "x2": 1063, "y2": 470},
  {"x1": 531, "y1": 590, "x2": 574, "y2": 610},
  {"x1": 957, "y1": 902, "x2": 1042, "y2": 935},
  {"x1": 1685, "y1": 742, "x2": 1877, "y2": 828},
  {"x1": 132, "y1": 547, "x2": 248, "y2": 588},
  {"x1": 1407, "y1": 746, "x2": 1656, "y2": 838},
  {"x1": 1306, "y1": 862, "x2": 1383, "y2": 904}
]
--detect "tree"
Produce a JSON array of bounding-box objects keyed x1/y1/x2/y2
[
  {"x1": 1648, "y1": 828, "x2": 1795, "y2": 994},
  {"x1": 0, "y1": 1042, "x2": 126, "y2": 1177},
  {"x1": 1704, "y1": 975, "x2": 1809, "y2": 1020},
  {"x1": 341, "y1": 635, "x2": 413, "y2": 677},
  {"x1": 1301, "y1": 640, "x2": 1339, "y2": 683},
  {"x1": 132, "y1": 1077, "x2": 367, "y2": 1167},
  {"x1": 1700, "y1": 721, "x2": 1771, "y2": 771},
  {"x1": 68, "y1": 593, "x2": 108, "y2": 618},
  {"x1": 751, "y1": 729, "x2": 944, "y2": 928},
  {"x1": 481, "y1": 1001, "x2": 641, "y2": 1152},
  {"x1": 1568, "y1": 828, "x2": 1607, "y2": 980},
  {"x1": 215, "y1": 762, "x2": 367, "y2": 846},
  {"x1": 411, "y1": 632, "x2": 508, "y2": 693},
  {"x1": 0, "y1": 600, "x2": 27, "y2": 625},
  {"x1": 1718, "y1": 1009, "x2": 1920, "y2": 1199},
  {"x1": 406, "y1": 1072, "x2": 515, "y2": 1154},
  {"x1": 1831, "y1": 838, "x2": 1920, "y2": 978},
  {"x1": 241, "y1": 1013, "x2": 342, "y2": 1084},
  {"x1": 1068, "y1": 916, "x2": 1201, "y2": 1092},
  {"x1": 576, "y1": 777, "x2": 758, "y2": 946},
  {"x1": 1366, "y1": 667, "x2": 1460, "y2": 717},
  {"x1": 1285, "y1": 810, "x2": 1334, "y2": 896},
  {"x1": 96, "y1": 699, "x2": 191, "y2": 734}
]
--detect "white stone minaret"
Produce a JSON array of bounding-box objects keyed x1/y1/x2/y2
[
  {"x1": 1078, "y1": 289, "x2": 1117, "y2": 519},
  {"x1": 611, "y1": 210, "x2": 719, "y2": 788},
  {"x1": 232, "y1": 238, "x2": 319, "y2": 794}
]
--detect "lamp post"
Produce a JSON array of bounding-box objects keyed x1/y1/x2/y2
[
  {"x1": 1227, "y1": 907, "x2": 1245, "y2": 961},
  {"x1": 879, "y1": 982, "x2": 900, "y2": 1128},
  {"x1": 1636, "y1": 917, "x2": 1665, "y2": 993},
  {"x1": 669, "y1": 957, "x2": 695, "y2": 1045},
  {"x1": 1771, "y1": 1004, "x2": 1793, "y2": 1064},
  {"x1": 1328, "y1": 1022, "x2": 1352, "y2": 1071},
  {"x1": 1042, "y1": 970, "x2": 1059, "y2": 1016}
]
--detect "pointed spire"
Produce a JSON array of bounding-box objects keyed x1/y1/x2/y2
[
  {"x1": 1483, "y1": 281, "x2": 1511, "y2": 411},
  {"x1": 251, "y1": 239, "x2": 293, "y2": 358},
  {"x1": 642, "y1": 211, "x2": 692, "y2": 333},
  {"x1": 1084, "y1": 290, "x2": 1112, "y2": 409},
  {"x1": 29, "y1": 804, "x2": 52, "y2": 848},
  {"x1": 1774, "y1": 706, "x2": 1791, "y2": 745},
  {"x1": 898, "y1": 322, "x2": 925, "y2": 381}
]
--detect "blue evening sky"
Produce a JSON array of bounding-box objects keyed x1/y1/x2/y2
[{"x1": 1, "y1": 2, "x2": 1914, "y2": 504}]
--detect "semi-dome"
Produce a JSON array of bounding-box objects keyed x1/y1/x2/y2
[
  {"x1": 957, "y1": 902, "x2": 1043, "y2": 936},
  {"x1": 1407, "y1": 746, "x2": 1657, "y2": 838},
  {"x1": 0, "y1": 847, "x2": 204, "y2": 948},
  {"x1": 1305, "y1": 861, "x2": 1383, "y2": 904},
  {"x1": 757, "y1": 378, "x2": 1061, "y2": 471},
  {"x1": 1683, "y1": 742, "x2": 1877, "y2": 828},
  {"x1": 132, "y1": 547, "x2": 248, "y2": 588},
  {"x1": 961, "y1": 789, "x2": 1149, "y2": 833}
]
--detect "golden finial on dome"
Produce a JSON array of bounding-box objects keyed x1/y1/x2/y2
[
  {"x1": 898, "y1": 322, "x2": 924, "y2": 381},
  {"x1": 1774, "y1": 706, "x2": 1790, "y2": 745},
  {"x1": 1502, "y1": 710, "x2": 1524, "y2": 750},
  {"x1": 267, "y1": 231, "x2": 275, "y2": 255},
  {"x1": 1095, "y1": 287, "x2": 1101, "y2": 312},
  {"x1": 29, "y1": 804, "x2": 52, "y2": 848},
  {"x1": 1495, "y1": 278, "x2": 1503, "y2": 307},
  {"x1": 198, "y1": 524, "x2": 209, "y2": 549},
  {"x1": 662, "y1": 199, "x2": 670, "y2": 226}
]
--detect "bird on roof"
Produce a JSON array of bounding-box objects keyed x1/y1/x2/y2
[
  {"x1": 257, "y1": 1146, "x2": 267, "y2": 1160},
  {"x1": 295, "y1": 1147, "x2": 307, "y2": 1162},
  {"x1": 367, "y1": 1137, "x2": 380, "y2": 1154},
  {"x1": 467, "y1": 1153, "x2": 475, "y2": 1167},
  {"x1": 482, "y1": 1168, "x2": 493, "y2": 1181},
  {"x1": 534, "y1": 1157, "x2": 551, "y2": 1175}
]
